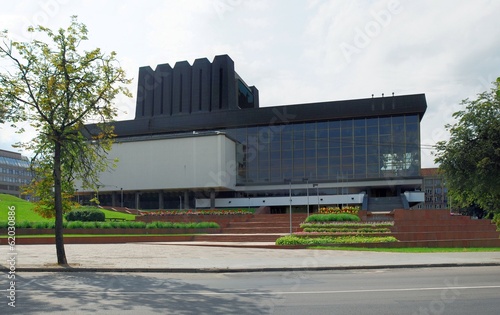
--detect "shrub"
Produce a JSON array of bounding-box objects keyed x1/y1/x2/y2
[
  {"x1": 493, "y1": 213, "x2": 500, "y2": 230},
  {"x1": 0, "y1": 222, "x2": 8, "y2": 228},
  {"x1": 65, "y1": 209, "x2": 105, "y2": 222},
  {"x1": 16, "y1": 221, "x2": 33, "y2": 228},
  {"x1": 97, "y1": 222, "x2": 113, "y2": 229},
  {"x1": 130, "y1": 221, "x2": 147, "y2": 229},
  {"x1": 66, "y1": 221, "x2": 84, "y2": 229},
  {"x1": 145, "y1": 221, "x2": 220, "y2": 229},
  {"x1": 117, "y1": 221, "x2": 130, "y2": 228},
  {"x1": 82, "y1": 221, "x2": 97, "y2": 229},
  {"x1": 275, "y1": 235, "x2": 397, "y2": 246},
  {"x1": 300, "y1": 222, "x2": 393, "y2": 229},
  {"x1": 305, "y1": 214, "x2": 360, "y2": 223},
  {"x1": 33, "y1": 221, "x2": 49, "y2": 229},
  {"x1": 302, "y1": 227, "x2": 391, "y2": 233}
]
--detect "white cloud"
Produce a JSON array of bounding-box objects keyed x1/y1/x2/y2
[{"x1": 1, "y1": 0, "x2": 500, "y2": 168}]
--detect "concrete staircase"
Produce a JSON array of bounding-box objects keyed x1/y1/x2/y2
[
  {"x1": 390, "y1": 209, "x2": 500, "y2": 247},
  {"x1": 221, "y1": 214, "x2": 307, "y2": 234},
  {"x1": 192, "y1": 213, "x2": 308, "y2": 243},
  {"x1": 367, "y1": 196, "x2": 404, "y2": 211}
]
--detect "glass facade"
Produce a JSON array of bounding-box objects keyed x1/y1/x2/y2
[
  {"x1": 226, "y1": 115, "x2": 420, "y2": 185},
  {"x1": 0, "y1": 151, "x2": 32, "y2": 196}
]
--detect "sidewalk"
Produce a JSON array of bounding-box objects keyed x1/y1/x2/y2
[{"x1": 2, "y1": 242, "x2": 500, "y2": 272}]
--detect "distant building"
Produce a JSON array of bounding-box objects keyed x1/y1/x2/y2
[
  {"x1": 80, "y1": 55, "x2": 427, "y2": 211},
  {"x1": 412, "y1": 168, "x2": 449, "y2": 209},
  {"x1": 0, "y1": 149, "x2": 31, "y2": 197}
]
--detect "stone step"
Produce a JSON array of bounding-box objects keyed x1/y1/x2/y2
[
  {"x1": 222, "y1": 227, "x2": 303, "y2": 234},
  {"x1": 393, "y1": 231, "x2": 500, "y2": 241},
  {"x1": 229, "y1": 221, "x2": 305, "y2": 228},
  {"x1": 193, "y1": 234, "x2": 284, "y2": 242},
  {"x1": 392, "y1": 224, "x2": 498, "y2": 233}
]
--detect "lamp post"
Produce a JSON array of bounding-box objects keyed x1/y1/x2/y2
[
  {"x1": 303, "y1": 177, "x2": 309, "y2": 217},
  {"x1": 96, "y1": 185, "x2": 100, "y2": 206},
  {"x1": 313, "y1": 184, "x2": 320, "y2": 212},
  {"x1": 284, "y1": 179, "x2": 292, "y2": 234}
]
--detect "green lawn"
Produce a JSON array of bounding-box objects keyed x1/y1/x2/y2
[
  {"x1": 0, "y1": 194, "x2": 52, "y2": 222},
  {"x1": 0, "y1": 234, "x2": 200, "y2": 238},
  {"x1": 0, "y1": 194, "x2": 136, "y2": 222},
  {"x1": 310, "y1": 246, "x2": 500, "y2": 252}
]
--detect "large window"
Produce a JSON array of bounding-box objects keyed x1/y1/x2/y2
[{"x1": 226, "y1": 114, "x2": 421, "y2": 184}]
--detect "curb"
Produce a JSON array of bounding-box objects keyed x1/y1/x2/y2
[{"x1": 3, "y1": 262, "x2": 500, "y2": 273}]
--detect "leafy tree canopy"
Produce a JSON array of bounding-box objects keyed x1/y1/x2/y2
[
  {"x1": 0, "y1": 16, "x2": 131, "y2": 264},
  {"x1": 434, "y1": 77, "x2": 500, "y2": 215}
]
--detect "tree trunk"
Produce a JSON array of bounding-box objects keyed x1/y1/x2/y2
[{"x1": 54, "y1": 140, "x2": 68, "y2": 266}]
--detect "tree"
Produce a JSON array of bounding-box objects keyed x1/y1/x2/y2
[
  {"x1": 0, "y1": 16, "x2": 131, "y2": 265},
  {"x1": 434, "y1": 77, "x2": 500, "y2": 215}
]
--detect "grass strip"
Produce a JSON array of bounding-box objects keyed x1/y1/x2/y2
[
  {"x1": 0, "y1": 234, "x2": 205, "y2": 238},
  {"x1": 309, "y1": 246, "x2": 500, "y2": 253}
]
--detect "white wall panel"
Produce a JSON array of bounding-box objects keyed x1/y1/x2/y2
[{"x1": 82, "y1": 135, "x2": 236, "y2": 192}]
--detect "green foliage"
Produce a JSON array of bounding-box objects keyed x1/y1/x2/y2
[
  {"x1": 302, "y1": 227, "x2": 391, "y2": 233},
  {"x1": 300, "y1": 222, "x2": 393, "y2": 229},
  {"x1": 66, "y1": 221, "x2": 84, "y2": 229},
  {"x1": 65, "y1": 209, "x2": 105, "y2": 222},
  {"x1": 435, "y1": 77, "x2": 500, "y2": 215},
  {"x1": 275, "y1": 235, "x2": 398, "y2": 246},
  {"x1": 305, "y1": 214, "x2": 361, "y2": 223},
  {"x1": 0, "y1": 17, "x2": 132, "y2": 264},
  {"x1": 16, "y1": 221, "x2": 33, "y2": 228},
  {"x1": 98, "y1": 208, "x2": 136, "y2": 221},
  {"x1": 98, "y1": 222, "x2": 113, "y2": 229},
  {"x1": 493, "y1": 213, "x2": 500, "y2": 230}
]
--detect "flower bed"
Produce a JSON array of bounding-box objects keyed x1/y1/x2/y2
[{"x1": 319, "y1": 206, "x2": 360, "y2": 215}]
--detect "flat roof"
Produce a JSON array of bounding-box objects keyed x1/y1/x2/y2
[{"x1": 89, "y1": 93, "x2": 427, "y2": 138}]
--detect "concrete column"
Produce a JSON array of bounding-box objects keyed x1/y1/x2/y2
[
  {"x1": 135, "y1": 192, "x2": 140, "y2": 210},
  {"x1": 111, "y1": 192, "x2": 117, "y2": 207},
  {"x1": 159, "y1": 191, "x2": 164, "y2": 210},
  {"x1": 210, "y1": 190, "x2": 216, "y2": 209},
  {"x1": 184, "y1": 191, "x2": 189, "y2": 210}
]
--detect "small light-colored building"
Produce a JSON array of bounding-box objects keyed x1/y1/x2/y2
[{"x1": 412, "y1": 168, "x2": 449, "y2": 209}]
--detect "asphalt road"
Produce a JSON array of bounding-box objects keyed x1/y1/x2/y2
[{"x1": 3, "y1": 266, "x2": 500, "y2": 314}]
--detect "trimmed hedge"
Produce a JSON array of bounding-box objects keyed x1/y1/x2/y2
[
  {"x1": 300, "y1": 222, "x2": 393, "y2": 229},
  {"x1": 275, "y1": 235, "x2": 398, "y2": 245},
  {"x1": 65, "y1": 209, "x2": 105, "y2": 222},
  {"x1": 0, "y1": 221, "x2": 220, "y2": 229},
  {"x1": 302, "y1": 227, "x2": 391, "y2": 233},
  {"x1": 305, "y1": 213, "x2": 360, "y2": 223}
]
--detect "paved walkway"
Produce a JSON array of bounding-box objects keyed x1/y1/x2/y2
[{"x1": 2, "y1": 242, "x2": 500, "y2": 272}]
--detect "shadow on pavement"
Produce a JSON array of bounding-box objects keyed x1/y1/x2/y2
[{"x1": 6, "y1": 272, "x2": 283, "y2": 315}]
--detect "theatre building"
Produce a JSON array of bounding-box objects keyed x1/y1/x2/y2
[{"x1": 81, "y1": 55, "x2": 427, "y2": 212}]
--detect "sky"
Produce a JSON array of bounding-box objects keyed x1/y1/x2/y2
[{"x1": 1, "y1": 0, "x2": 499, "y2": 167}]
